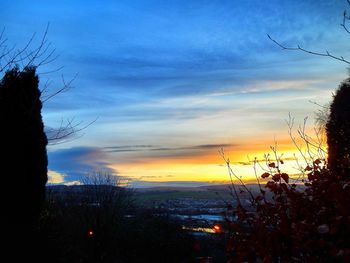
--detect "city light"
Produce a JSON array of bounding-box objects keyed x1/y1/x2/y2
[{"x1": 213, "y1": 224, "x2": 221, "y2": 233}]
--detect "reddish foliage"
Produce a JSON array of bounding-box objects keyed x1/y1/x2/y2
[
  {"x1": 268, "y1": 162, "x2": 276, "y2": 168},
  {"x1": 281, "y1": 173, "x2": 289, "y2": 183},
  {"x1": 261, "y1": 172, "x2": 270, "y2": 179},
  {"x1": 271, "y1": 173, "x2": 280, "y2": 182},
  {"x1": 225, "y1": 161, "x2": 350, "y2": 262}
]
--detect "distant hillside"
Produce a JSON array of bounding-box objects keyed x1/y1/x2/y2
[
  {"x1": 47, "y1": 184, "x2": 124, "y2": 193},
  {"x1": 46, "y1": 184, "x2": 130, "y2": 205},
  {"x1": 46, "y1": 183, "x2": 304, "y2": 206}
]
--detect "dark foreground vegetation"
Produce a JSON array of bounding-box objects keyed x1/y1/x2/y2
[
  {"x1": 39, "y1": 184, "x2": 196, "y2": 263},
  {"x1": 221, "y1": 77, "x2": 350, "y2": 263}
]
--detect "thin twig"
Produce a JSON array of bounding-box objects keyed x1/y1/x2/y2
[{"x1": 267, "y1": 34, "x2": 350, "y2": 65}]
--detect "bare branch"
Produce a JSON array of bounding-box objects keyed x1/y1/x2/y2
[
  {"x1": 341, "y1": 10, "x2": 350, "y2": 34},
  {"x1": 1, "y1": 25, "x2": 96, "y2": 145},
  {"x1": 41, "y1": 73, "x2": 77, "y2": 103},
  {"x1": 0, "y1": 23, "x2": 59, "y2": 73},
  {"x1": 47, "y1": 117, "x2": 98, "y2": 145},
  {"x1": 267, "y1": 34, "x2": 350, "y2": 65},
  {"x1": 219, "y1": 148, "x2": 257, "y2": 206},
  {"x1": 268, "y1": 2, "x2": 350, "y2": 64},
  {"x1": 0, "y1": 33, "x2": 36, "y2": 72}
]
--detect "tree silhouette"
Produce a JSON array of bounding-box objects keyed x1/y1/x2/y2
[
  {"x1": 0, "y1": 26, "x2": 89, "y2": 145},
  {"x1": 0, "y1": 67, "x2": 48, "y2": 258},
  {"x1": 326, "y1": 77, "x2": 350, "y2": 176}
]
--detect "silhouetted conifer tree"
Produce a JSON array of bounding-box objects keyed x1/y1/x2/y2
[
  {"x1": 0, "y1": 67, "x2": 47, "y2": 258},
  {"x1": 326, "y1": 77, "x2": 350, "y2": 176}
]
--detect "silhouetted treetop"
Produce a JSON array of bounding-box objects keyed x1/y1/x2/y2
[
  {"x1": 0, "y1": 67, "x2": 48, "y2": 260},
  {"x1": 326, "y1": 77, "x2": 350, "y2": 176}
]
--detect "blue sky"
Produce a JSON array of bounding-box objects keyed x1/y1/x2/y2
[{"x1": 2, "y1": 0, "x2": 349, "y2": 186}]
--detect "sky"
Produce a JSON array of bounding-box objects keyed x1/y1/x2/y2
[{"x1": 1, "y1": 0, "x2": 350, "y2": 187}]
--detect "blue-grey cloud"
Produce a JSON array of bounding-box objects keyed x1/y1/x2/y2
[
  {"x1": 101, "y1": 143, "x2": 238, "y2": 161},
  {"x1": 130, "y1": 180, "x2": 213, "y2": 188},
  {"x1": 104, "y1": 143, "x2": 235, "y2": 153},
  {"x1": 48, "y1": 147, "x2": 115, "y2": 183}
]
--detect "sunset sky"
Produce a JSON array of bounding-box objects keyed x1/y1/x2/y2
[{"x1": 2, "y1": 0, "x2": 349, "y2": 187}]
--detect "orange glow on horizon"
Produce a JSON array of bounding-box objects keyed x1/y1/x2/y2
[{"x1": 106, "y1": 133, "x2": 327, "y2": 184}]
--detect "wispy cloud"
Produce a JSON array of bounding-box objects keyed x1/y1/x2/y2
[
  {"x1": 129, "y1": 180, "x2": 213, "y2": 188},
  {"x1": 104, "y1": 143, "x2": 235, "y2": 153}
]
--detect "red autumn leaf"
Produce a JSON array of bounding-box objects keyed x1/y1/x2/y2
[
  {"x1": 261, "y1": 172, "x2": 270, "y2": 178},
  {"x1": 266, "y1": 181, "x2": 276, "y2": 191},
  {"x1": 268, "y1": 162, "x2": 276, "y2": 168},
  {"x1": 305, "y1": 165, "x2": 313, "y2": 171},
  {"x1": 272, "y1": 173, "x2": 280, "y2": 182},
  {"x1": 281, "y1": 173, "x2": 289, "y2": 183},
  {"x1": 313, "y1": 159, "x2": 321, "y2": 165}
]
